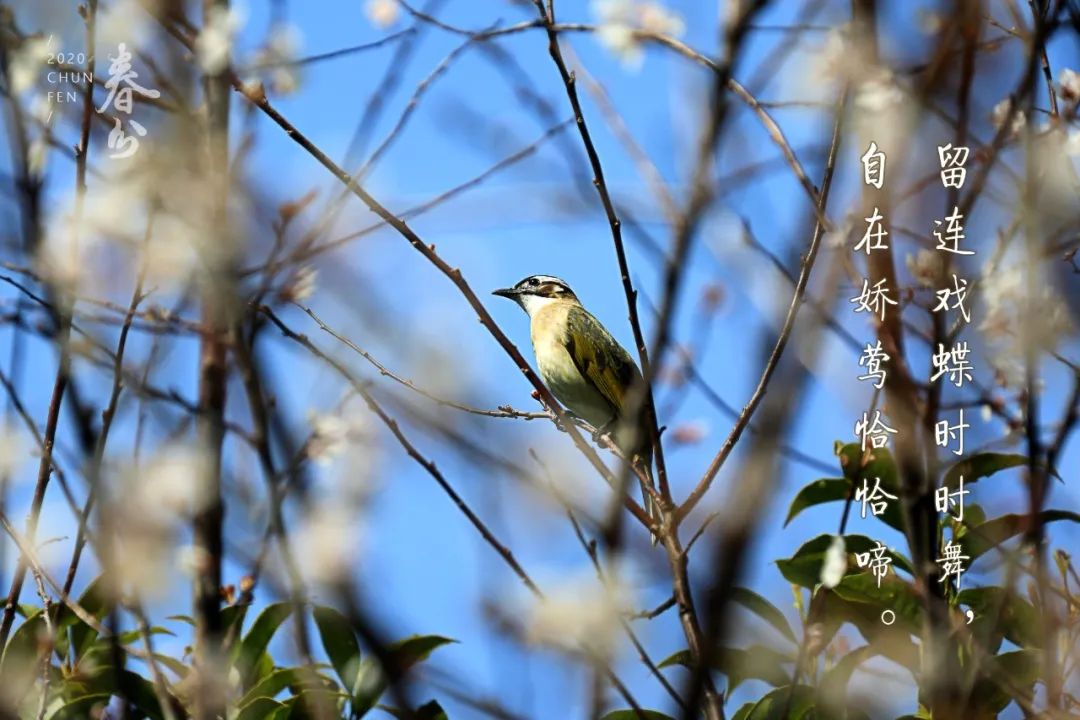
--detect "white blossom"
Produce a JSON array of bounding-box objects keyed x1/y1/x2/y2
[
  {"x1": 639, "y1": 2, "x2": 686, "y2": 36},
  {"x1": 28, "y1": 95, "x2": 54, "y2": 126},
  {"x1": 822, "y1": 215, "x2": 853, "y2": 249},
  {"x1": 917, "y1": 9, "x2": 943, "y2": 35},
  {"x1": 176, "y1": 545, "x2": 210, "y2": 578},
  {"x1": 820, "y1": 535, "x2": 847, "y2": 588},
  {"x1": 806, "y1": 28, "x2": 849, "y2": 85},
  {"x1": 110, "y1": 445, "x2": 213, "y2": 596},
  {"x1": 97, "y1": 0, "x2": 151, "y2": 57},
  {"x1": 7, "y1": 36, "x2": 49, "y2": 95},
  {"x1": 307, "y1": 411, "x2": 351, "y2": 465},
  {"x1": 1057, "y1": 67, "x2": 1079, "y2": 105},
  {"x1": 1066, "y1": 128, "x2": 1080, "y2": 158},
  {"x1": 195, "y1": 5, "x2": 245, "y2": 74},
  {"x1": 141, "y1": 212, "x2": 201, "y2": 289},
  {"x1": 365, "y1": 0, "x2": 400, "y2": 28},
  {"x1": 905, "y1": 249, "x2": 942, "y2": 288},
  {"x1": 0, "y1": 423, "x2": 26, "y2": 480},
  {"x1": 247, "y1": 23, "x2": 303, "y2": 95},
  {"x1": 281, "y1": 265, "x2": 318, "y2": 302},
  {"x1": 991, "y1": 98, "x2": 1026, "y2": 139},
  {"x1": 139, "y1": 445, "x2": 213, "y2": 518},
  {"x1": 596, "y1": 22, "x2": 642, "y2": 68},
  {"x1": 524, "y1": 571, "x2": 632, "y2": 656},
  {"x1": 854, "y1": 69, "x2": 903, "y2": 114},
  {"x1": 592, "y1": 0, "x2": 685, "y2": 69},
  {"x1": 980, "y1": 262, "x2": 1072, "y2": 354},
  {"x1": 306, "y1": 405, "x2": 377, "y2": 480},
  {"x1": 26, "y1": 137, "x2": 48, "y2": 180},
  {"x1": 294, "y1": 503, "x2": 361, "y2": 583}
]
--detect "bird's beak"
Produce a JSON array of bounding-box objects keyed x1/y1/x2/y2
[{"x1": 492, "y1": 287, "x2": 520, "y2": 300}]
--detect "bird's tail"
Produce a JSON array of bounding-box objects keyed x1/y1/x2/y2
[
  {"x1": 636, "y1": 455, "x2": 661, "y2": 546},
  {"x1": 614, "y1": 418, "x2": 661, "y2": 545}
]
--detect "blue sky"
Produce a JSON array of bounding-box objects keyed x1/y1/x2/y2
[{"x1": 3, "y1": 0, "x2": 1080, "y2": 717}]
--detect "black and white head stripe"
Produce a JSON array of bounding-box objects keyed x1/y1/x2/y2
[{"x1": 514, "y1": 275, "x2": 577, "y2": 298}]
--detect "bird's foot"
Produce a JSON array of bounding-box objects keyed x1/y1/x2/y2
[
  {"x1": 592, "y1": 419, "x2": 616, "y2": 446},
  {"x1": 553, "y1": 412, "x2": 584, "y2": 434}
]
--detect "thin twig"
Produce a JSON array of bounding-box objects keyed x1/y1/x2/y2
[
  {"x1": 301, "y1": 304, "x2": 547, "y2": 420},
  {"x1": 261, "y1": 306, "x2": 545, "y2": 596}
]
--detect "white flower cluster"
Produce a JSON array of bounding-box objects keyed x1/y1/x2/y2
[
  {"x1": 819, "y1": 535, "x2": 847, "y2": 589},
  {"x1": 853, "y1": 68, "x2": 904, "y2": 115},
  {"x1": 1058, "y1": 68, "x2": 1080, "y2": 107},
  {"x1": 524, "y1": 571, "x2": 633, "y2": 656},
  {"x1": 195, "y1": 5, "x2": 245, "y2": 74},
  {"x1": 980, "y1": 264, "x2": 1072, "y2": 352},
  {"x1": 990, "y1": 98, "x2": 1026, "y2": 139},
  {"x1": 5, "y1": 36, "x2": 49, "y2": 96},
  {"x1": 906, "y1": 249, "x2": 943, "y2": 289},
  {"x1": 247, "y1": 24, "x2": 303, "y2": 96},
  {"x1": 114, "y1": 445, "x2": 214, "y2": 596},
  {"x1": 592, "y1": 0, "x2": 685, "y2": 69},
  {"x1": 366, "y1": 0, "x2": 400, "y2": 29}
]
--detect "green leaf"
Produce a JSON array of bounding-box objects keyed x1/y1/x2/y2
[
  {"x1": 657, "y1": 645, "x2": 793, "y2": 694},
  {"x1": 221, "y1": 603, "x2": 249, "y2": 654},
  {"x1": 942, "y1": 453, "x2": 1026, "y2": 490},
  {"x1": 236, "y1": 696, "x2": 288, "y2": 720},
  {"x1": 955, "y1": 503, "x2": 986, "y2": 535},
  {"x1": 112, "y1": 626, "x2": 176, "y2": 645},
  {"x1": 384, "y1": 700, "x2": 452, "y2": 719},
  {"x1": 892, "y1": 705, "x2": 933, "y2": 720},
  {"x1": 832, "y1": 572, "x2": 922, "y2": 631},
  {"x1": 0, "y1": 608, "x2": 46, "y2": 691},
  {"x1": 352, "y1": 635, "x2": 456, "y2": 716},
  {"x1": 599, "y1": 711, "x2": 675, "y2": 720},
  {"x1": 963, "y1": 510, "x2": 1080, "y2": 561},
  {"x1": 722, "y1": 647, "x2": 793, "y2": 693},
  {"x1": 0, "y1": 613, "x2": 44, "y2": 677},
  {"x1": 731, "y1": 587, "x2": 797, "y2": 644},
  {"x1": 776, "y1": 534, "x2": 913, "y2": 588},
  {"x1": 818, "y1": 591, "x2": 919, "y2": 674},
  {"x1": 166, "y1": 614, "x2": 196, "y2": 626},
  {"x1": 238, "y1": 667, "x2": 331, "y2": 708},
  {"x1": 284, "y1": 688, "x2": 347, "y2": 718},
  {"x1": 784, "y1": 478, "x2": 849, "y2": 527},
  {"x1": 67, "y1": 575, "x2": 112, "y2": 661},
  {"x1": 657, "y1": 649, "x2": 689, "y2": 669},
  {"x1": 151, "y1": 653, "x2": 190, "y2": 679},
  {"x1": 251, "y1": 650, "x2": 275, "y2": 687},
  {"x1": 969, "y1": 649, "x2": 1040, "y2": 715},
  {"x1": 834, "y1": 444, "x2": 905, "y2": 531},
  {"x1": 312, "y1": 604, "x2": 362, "y2": 693},
  {"x1": 235, "y1": 602, "x2": 292, "y2": 690},
  {"x1": 818, "y1": 645, "x2": 877, "y2": 713},
  {"x1": 44, "y1": 694, "x2": 112, "y2": 720},
  {"x1": 82, "y1": 667, "x2": 166, "y2": 720},
  {"x1": 957, "y1": 587, "x2": 1042, "y2": 650},
  {"x1": 733, "y1": 684, "x2": 815, "y2": 720},
  {"x1": 835, "y1": 443, "x2": 898, "y2": 489},
  {"x1": 388, "y1": 634, "x2": 457, "y2": 667},
  {"x1": 731, "y1": 703, "x2": 755, "y2": 720}
]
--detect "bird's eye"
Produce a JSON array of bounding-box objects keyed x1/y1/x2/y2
[{"x1": 528, "y1": 278, "x2": 539, "y2": 286}]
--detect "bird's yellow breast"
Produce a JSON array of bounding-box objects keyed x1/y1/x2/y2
[{"x1": 530, "y1": 301, "x2": 614, "y2": 428}]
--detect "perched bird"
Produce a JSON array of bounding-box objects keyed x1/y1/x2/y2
[{"x1": 493, "y1": 274, "x2": 660, "y2": 542}]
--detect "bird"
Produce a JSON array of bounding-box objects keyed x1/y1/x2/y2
[{"x1": 493, "y1": 274, "x2": 660, "y2": 543}]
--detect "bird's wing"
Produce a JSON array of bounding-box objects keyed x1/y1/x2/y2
[{"x1": 562, "y1": 305, "x2": 640, "y2": 418}]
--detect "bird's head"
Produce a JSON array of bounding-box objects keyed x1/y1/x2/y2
[{"x1": 493, "y1": 275, "x2": 579, "y2": 316}]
